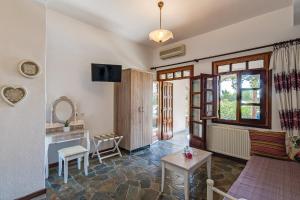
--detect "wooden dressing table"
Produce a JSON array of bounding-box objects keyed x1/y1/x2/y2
[
  {"x1": 45, "y1": 120, "x2": 88, "y2": 179},
  {"x1": 45, "y1": 96, "x2": 90, "y2": 179}
]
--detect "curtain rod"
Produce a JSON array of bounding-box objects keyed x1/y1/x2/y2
[{"x1": 151, "y1": 37, "x2": 300, "y2": 70}]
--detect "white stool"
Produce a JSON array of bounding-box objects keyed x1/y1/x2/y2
[
  {"x1": 58, "y1": 145, "x2": 89, "y2": 183},
  {"x1": 57, "y1": 130, "x2": 90, "y2": 183}
]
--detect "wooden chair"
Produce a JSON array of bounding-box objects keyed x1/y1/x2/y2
[{"x1": 58, "y1": 131, "x2": 90, "y2": 183}]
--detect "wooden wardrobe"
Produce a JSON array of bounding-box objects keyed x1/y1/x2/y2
[{"x1": 114, "y1": 68, "x2": 153, "y2": 151}]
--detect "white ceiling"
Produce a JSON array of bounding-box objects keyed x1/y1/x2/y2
[{"x1": 46, "y1": 0, "x2": 292, "y2": 47}]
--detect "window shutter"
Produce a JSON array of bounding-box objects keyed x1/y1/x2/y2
[{"x1": 200, "y1": 74, "x2": 218, "y2": 119}]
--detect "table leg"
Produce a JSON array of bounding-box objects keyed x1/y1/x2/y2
[
  {"x1": 184, "y1": 170, "x2": 189, "y2": 200},
  {"x1": 207, "y1": 156, "x2": 212, "y2": 179},
  {"x1": 45, "y1": 142, "x2": 49, "y2": 179},
  {"x1": 161, "y1": 162, "x2": 165, "y2": 192},
  {"x1": 64, "y1": 158, "x2": 68, "y2": 183},
  {"x1": 77, "y1": 158, "x2": 81, "y2": 170}
]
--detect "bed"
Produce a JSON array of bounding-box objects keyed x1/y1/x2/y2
[{"x1": 207, "y1": 156, "x2": 300, "y2": 200}]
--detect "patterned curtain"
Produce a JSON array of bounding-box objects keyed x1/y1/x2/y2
[{"x1": 270, "y1": 41, "x2": 300, "y2": 136}]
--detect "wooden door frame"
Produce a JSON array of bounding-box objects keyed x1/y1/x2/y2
[
  {"x1": 161, "y1": 82, "x2": 174, "y2": 140},
  {"x1": 190, "y1": 75, "x2": 207, "y2": 149},
  {"x1": 152, "y1": 81, "x2": 160, "y2": 143},
  {"x1": 156, "y1": 65, "x2": 194, "y2": 140}
]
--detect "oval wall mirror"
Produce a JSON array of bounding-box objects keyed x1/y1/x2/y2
[{"x1": 53, "y1": 96, "x2": 75, "y2": 123}]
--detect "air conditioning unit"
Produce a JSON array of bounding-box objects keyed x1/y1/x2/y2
[{"x1": 160, "y1": 44, "x2": 186, "y2": 60}]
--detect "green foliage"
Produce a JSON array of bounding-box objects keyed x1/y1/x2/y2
[
  {"x1": 221, "y1": 90, "x2": 236, "y2": 101},
  {"x1": 220, "y1": 99, "x2": 236, "y2": 120},
  {"x1": 64, "y1": 120, "x2": 70, "y2": 127},
  {"x1": 242, "y1": 74, "x2": 260, "y2": 88},
  {"x1": 219, "y1": 73, "x2": 260, "y2": 120},
  {"x1": 241, "y1": 106, "x2": 252, "y2": 119},
  {"x1": 220, "y1": 75, "x2": 237, "y2": 120}
]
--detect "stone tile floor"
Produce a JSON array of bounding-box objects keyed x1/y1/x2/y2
[{"x1": 46, "y1": 141, "x2": 245, "y2": 200}]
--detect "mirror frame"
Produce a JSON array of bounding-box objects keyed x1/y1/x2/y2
[{"x1": 52, "y1": 96, "x2": 75, "y2": 123}]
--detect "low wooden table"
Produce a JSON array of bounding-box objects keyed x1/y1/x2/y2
[{"x1": 161, "y1": 148, "x2": 212, "y2": 200}]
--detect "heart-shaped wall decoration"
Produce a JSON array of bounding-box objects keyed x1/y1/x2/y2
[{"x1": 1, "y1": 86, "x2": 27, "y2": 106}]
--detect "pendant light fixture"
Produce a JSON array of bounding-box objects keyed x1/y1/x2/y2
[{"x1": 149, "y1": 1, "x2": 174, "y2": 43}]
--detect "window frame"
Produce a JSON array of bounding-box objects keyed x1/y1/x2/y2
[
  {"x1": 212, "y1": 52, "x2": 272, "y2": 129},
  {"x1": 157, "y1": 65, "x2": 194, "y2": 81}
]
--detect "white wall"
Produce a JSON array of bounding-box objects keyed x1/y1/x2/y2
[
  {"x1": 294, "y1": 0, "x2": 300, "y2": 25},
  {"x1": 46, "y1": 9, "x2": 153, "y2": 163},
  {"x1": 171, "y1": 79, "x2": 189, "y2": 133},
  {"x1": 153, "y1": 6, "x2": 300, "y2": 131},
  {"x1": 0, "y1": 1, "x2": 46, "y2": 199}
]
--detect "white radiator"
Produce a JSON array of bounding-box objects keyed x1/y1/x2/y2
[{"x1": 207, "y1": 125, "x2": 251, "y2": 160}]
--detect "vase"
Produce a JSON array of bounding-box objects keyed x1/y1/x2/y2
[{"x1": 63, "y1": 127, "x2": 70, "y2": 132}]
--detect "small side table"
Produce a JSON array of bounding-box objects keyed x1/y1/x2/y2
[{"x1": 161, "y1": 148, "x2": 212, "y2": 200}]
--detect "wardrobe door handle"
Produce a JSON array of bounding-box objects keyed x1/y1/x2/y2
[
  {"x1": 138, "y1": 106, "x2": 144, "y2": 112},
  {"x1": 138, "y1": 106, "x2": 143, "y2": 112}
]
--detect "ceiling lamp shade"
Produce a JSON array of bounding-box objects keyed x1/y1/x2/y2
[
  {"x1": 149, "y1": 1, "x2": 174, "y2": 43},
  {"x1": 149, "y1": 29, "x2": 174, "y2": 43}
]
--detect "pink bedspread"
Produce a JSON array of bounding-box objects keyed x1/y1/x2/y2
[{"x1": 227, "y1": 156, "x2": 300, "y2": 200}]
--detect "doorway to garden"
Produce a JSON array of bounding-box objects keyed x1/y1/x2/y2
[{"x1": 152, "y1": 66, "x2": 193, "y2": 146}]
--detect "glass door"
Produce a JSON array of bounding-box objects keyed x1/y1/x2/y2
[
  {"x1": 161, "y1": 81, "x2": 173, "y2": 140},
  {"x1": 152, "y1": 81, "x2": 160, "y2": 142},
  {"x1": 200, "y1": 74, "x2": 218, "y2": 119},
  {"x1": 189, "y1": 76, "x2": 206, "y2": 149}
]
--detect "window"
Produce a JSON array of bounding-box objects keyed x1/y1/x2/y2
[
  {"x1": 174, "y1": 71, "x2": 182, "y2": 78},
  {"x1": 157, "y1": 65, "x2": 193, "y2": 81},
  {"x1": 212, "y1": 52, "x2": 272, "y2": 128}
]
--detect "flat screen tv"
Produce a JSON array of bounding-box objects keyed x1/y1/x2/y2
[{"x1": 91, "y1": 64, "x2": 122, "y2": 82}]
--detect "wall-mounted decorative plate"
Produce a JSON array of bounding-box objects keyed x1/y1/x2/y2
[
  {"x1": 18, "y1": 60, "x2": 41, "y2": 78},
  {"x1": 1, "y1": 86, "x2": 27, "y2": 106}
]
